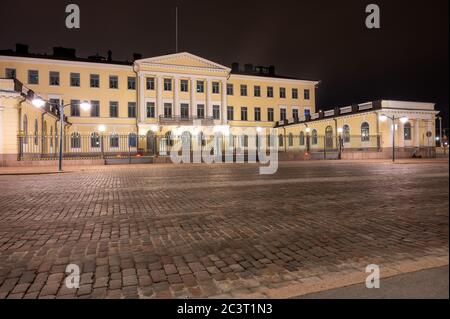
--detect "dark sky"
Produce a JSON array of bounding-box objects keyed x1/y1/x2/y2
[{"x1": 1, "y1": 0, "x2": 448, "y2": 126}]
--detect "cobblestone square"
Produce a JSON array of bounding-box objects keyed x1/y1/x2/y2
[{"x1": 0, "y1": 161, "x2": 448, "y2": 299}]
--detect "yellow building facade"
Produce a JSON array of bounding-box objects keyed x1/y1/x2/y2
[{"x1": 0, "y1": 47, "x2": 438, "y2": 166}]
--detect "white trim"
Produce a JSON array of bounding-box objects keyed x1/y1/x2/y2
[
  {"x1": 230, "y1": 73, "x2": 319, "y2": 86},
  {"x1": 0, "y1": 55, "x2": 132, "y2": 71}
]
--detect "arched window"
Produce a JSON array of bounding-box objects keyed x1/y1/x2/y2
[
  {"x1": 128, "y1": 133, "x2": 137, "y2": 147},
  {"x1": 71, "y1": 132, "x2": 81, "y2": 149},
  {"x1": 325, "y1": 126, "x2": 333, "y2": 148},
  {"x1": 23, "y1": 115, "x2": 28, "y2": 145},
  {"x1": 50, "y1": 126, "x2": 53, "y2": 148},
  {"x1": 278, "y1": 134, "x2": 284, "y2": 147},
  {"x1": 343, "y1": 125, "x2": 350, "y2": 143},
  {"x1": 197, "y1": 131, "x2": 205, "y2": 147},
  {"x1": 110, "y1": 134, "x2": 119, "y2": 148},
  {"x1": 34, "y1": 119, "x2": 39, "y2": 145},
  {"x1": 288, "y1": 133, "x2": 294, "y2": 147},
  {"x1": 311, "y1": 129, "x2": 318, "y2": 145},
  {"x1": 299, "y1": 131, "x2": 305, "y2": 146},
  {"x1": 361, "y1": 122, "x2": 370, "y2": 142},
  {"x1": 404, "y1": 122, "x2": 411, "y2": 141},
  {"x1": 91, "y1": 132, "x2": 100, "y2": 148}
]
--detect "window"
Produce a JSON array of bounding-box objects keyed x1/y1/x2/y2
[
  {"x1": 213, "y1": 105, "x2": 220, "y2": 120},
  {"x1": 361, "y1": 122, "x2": 370, "y2": 142},
  {"x1": 197, "y1": 104, "x2": 205, "y2": 118},
  {"x1": 288, "y1": 133, "x2": 294, "y2": 147},
  {"x1": 227, "y1": 106, "x2": 234, "y2": 121},
  {"x1": 293, "y1": 109, "x2": 299, "y2": 120},
  {"x1": 109, "y1": 75, "x2": 119, "y2": 89},
  {"x1": 254, "y1": 86, "x2": 261, "y2": 97},
  {"x1": 240, "y1": 85, "x2": 247, "y2": 96},
  {"x1": 28, "y1": 70, "x2": 39, "y2": 85},
  {"x1": 267, "y1": 87, "x2": 274, "y2": 98},
  {"x1": 343, "y1": 125, "x2": 350, "y2": 143},
  {"x1": 146, "y1": 77, "x2": 155, "y2": 90},
  {"x1": 241, "y1": 107, "x2": 248, "y2": 121},
  {"x1": 278, "y1": 134, "x2": 284, "y2": 147},
  {"x1": 280, "y1": 109, "x2": 286, "y2": 121},
  {"x1": 196, "y1": 81, "x2": 204, "y2": 93},
  {"x1": 71, "y1": 133, "x2": 81, "y2": 149},
  {"x1": 129, "y1": 133, "x2": 137, "y2": 148},
  {"x1": 268, "y1": 108, "x2": 274, "y2": 122},
  {"x1": 292, "y1": 88, "x2": 298, "y2": 99},
  {"x1": 304, "y1": 89, "x2": 310, "y2": 100},
  {"x1": 300, "y1": 131, "x2": 305, "y2": 146},
  {"x1": 312, "y1": 129, "x2": 318, "y2": 145},
  {"x1": 181, "y1": 103, "x2": 189, "y2": 118},
  {"x1": 254, "y1": 107, "x2": 261, "y2": 121},
  {"x1": 163, "y1": 78, "x2": 172, "y2": 91},
  {"x1": 242, "y1": 135, "x2": 249, "y2": 148},
  {"x1": 110, "y1": 101, "x2": 119, "y2": 118},
  {"x1": 146, "y1": 102, "x2": 155, "y2": 118},
  {"x1": 49, "y1": 71, "x2": 60, "y2": 86},
  {"x1": 110, "y1": 134, "x2": 119, "y2": 148},
  {"x1": 128, "y1": 102, "x2": 136, "y2": 118},
  {"x1": 325, "y1": 126, "x2": 334, "y2": 148},
  {"x1": 34, "y1": 119, "x2": 38, "y2": 145},
  {"x1": 164, "y1": 103, "x2": 172, "y2": 118},
  {"x1": 304, "y1": 109, "x2": 311, "y2": 118},
  {"x1": 404, "y1": 122, "x2": 412, "y2": 140},
  {"x1": 90, "y1": 100, "x2": 100, "y2": 117},
  {"x1": 5, "y1": 68, "x2": 16, "y2": 79},
  {"x1": 70, "y1": 100, "x2": 80, "y2": 117},
  {"x1": 227, "y1": 84, "x2": 234, "y2": 95},
  {"x1": 212, "y1": 82, "x2": 220, "y2": 94},
  {"x1": 280, "y1": 88, "x2": 286, "y2": 98},
  {"x1": 90, "y1": 74, "x2": 100, "y2": 88},
  {"x1": 90, "y1": 133, "x2": 100, "y2": 148},
  {"x1": 128, "y1": 77, "x2": 136, "y2": 90},
  {"x1": 180, "y1": 80, "x2": 189, "y2": 92},
  {"x1": 70, "y1": 73, "x2": 80, "y2": 87}
]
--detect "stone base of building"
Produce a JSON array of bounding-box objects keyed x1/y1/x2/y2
[{"x1": 0, "y1": 155, "x2": 106, "y2": 167}]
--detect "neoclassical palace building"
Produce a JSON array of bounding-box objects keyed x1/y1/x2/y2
[{"x1": 0, "y1": 44, "x2": 438, "y2": 166}]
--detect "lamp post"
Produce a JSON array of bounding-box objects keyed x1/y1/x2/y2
[
  {"x1": 437, "y1": 116, "x2": 443, "y2": 147},
  {"x1": 379, "y1": 114, "x2": 409, "y2": 163},
  {"x1": 32, "y1": 98, "x2": 91, "y2": 171}
]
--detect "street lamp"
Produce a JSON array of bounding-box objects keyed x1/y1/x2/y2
[
  {"x1": 379, "y1": 114, "x2": 409, "y2": 162},
  {"x1": 32, "y1": 97, "x2": 91, "y2": 171}
]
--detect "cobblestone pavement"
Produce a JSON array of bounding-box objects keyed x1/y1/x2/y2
[{"x1": 0, "y1": 161, "x2": 448, "y2": 299}]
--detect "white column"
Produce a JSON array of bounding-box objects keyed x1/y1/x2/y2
[
  {"x1": 173, "y1": 76, "x2": 180, "y2": 117},
  {"x1": 398, "y1": 122, "x2": 404, "y2": 147},
  {"x1": 414, "y1": 119, "x2": 420, "y2": 147},
  {"x1": 221, "y1": 80, "x2": 227, "y2": 124},
  {"x1": 190, "y1": 77, "x2": 196, "y2": 119},
  {"x1": 138, "y1": 74, "x2": 145, "y2": 123},
  {"x1": 206, "y1": 79, "x2": 212, "y2": 117},
  {"x1": 157, "y1": 76, "x2": 163, "y2": 119}
]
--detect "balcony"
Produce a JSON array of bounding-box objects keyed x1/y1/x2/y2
[{"x1": 158, "y1": 115, "x2": 215, "y2": 126}]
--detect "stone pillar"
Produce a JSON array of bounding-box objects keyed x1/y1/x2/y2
[
  {"x1": 221, "y1": 80, "x2": 227, "y2": 124},
  {"x1": 206, "y1": 79, "x2": 212, "y2": 117},
  {"x1": 414, "y1": 119, "x2": 420, "y2": 147},
  {"x1": 138, "y1": 74, "x2": 145, "y2": 123},
  {"x1": 156, "y1": 76, "x2": 163, "y2": 119},
  {"x1": 190, "y1": 77, "x2": 196, "y2": 119},
  {"x1": 173, "y1": 76, "x2": 180, "y2": 117}
]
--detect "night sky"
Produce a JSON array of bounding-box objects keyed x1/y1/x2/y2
[{"x1": 0, "y1": 0, "x2": 448, "y2": 127}]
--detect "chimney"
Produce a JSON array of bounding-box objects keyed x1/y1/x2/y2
[
  {"x1": 53, "y1": 47, "x2": 76, "y2": 59},
  {"x1": 244, "y1": 63, "x2": 253, "y2": 73},
  {"x1": 231, "y1": 62, "x2": 239, "y2": 73},
  {"x1": 133, "y1": 53, "x2": 143, "y2": 61},
  {"x1": 268, "y1": 65, "x2": 276, "y2": 76},
  {"x1": 107, "y1": 50, "x2": 112, "y2": 62},
  {"x1": 15, "y1": 43, "x2": 29, "y2": 55}
]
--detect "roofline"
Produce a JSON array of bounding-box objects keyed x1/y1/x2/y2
[
  {"x1": 229, "y1": 73, "x2": 320, "y2": 85},
  {"x1": 0, "y1": 55, "x2": 133, "y2": 70}
]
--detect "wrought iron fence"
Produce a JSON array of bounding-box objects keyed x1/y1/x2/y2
[{"x1": 17, "y1": 134, "x2": 382, "y2": 161}]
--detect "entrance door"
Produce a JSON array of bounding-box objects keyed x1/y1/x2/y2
[{"x1": 146, "y1": 131, "x2": 155, "y2": 155}]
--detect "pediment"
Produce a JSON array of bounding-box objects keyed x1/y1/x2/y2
[{"x1": 135, "y1": 52, "x2": 230, "y2": 72}]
